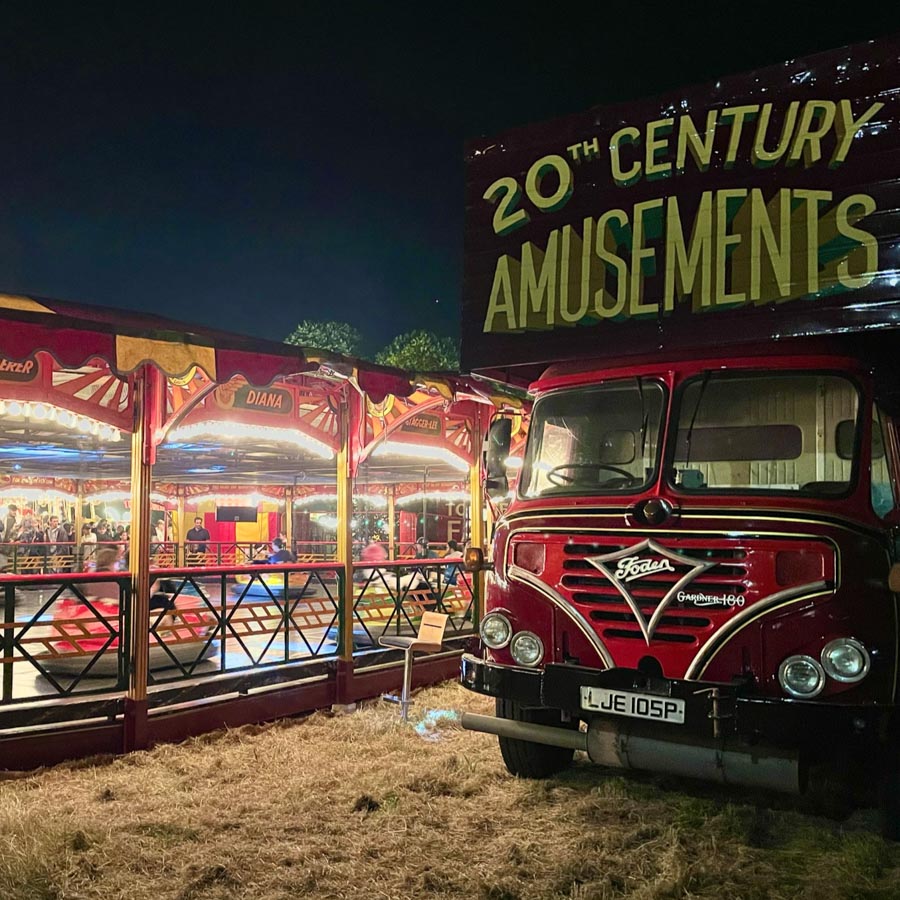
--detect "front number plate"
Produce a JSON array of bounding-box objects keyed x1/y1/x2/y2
[{"x1": 580, "y1": 686, "x2": 685, "y2": 724}]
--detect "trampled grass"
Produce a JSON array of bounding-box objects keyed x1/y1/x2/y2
[{"x1": 1, "y1": 681, "x2": 899, "y2": 899}]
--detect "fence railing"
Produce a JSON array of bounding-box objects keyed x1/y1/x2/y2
[
  {"x1": 1, "y1": 572, "x2": 132, "y2": 706},
  {"x1": 0, "y1": 558, "x2": 477, "y2": 730},
  {"x1": 1, "y1": 540, "x2": 461, "y2": 573}
]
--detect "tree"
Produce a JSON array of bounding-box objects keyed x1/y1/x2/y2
[
  {"x1": 284, "y1": 321, "x2": 363, "y2": 357},
  {"x1": 375, "y1": 330, "x2": 459, "y2": 371}
]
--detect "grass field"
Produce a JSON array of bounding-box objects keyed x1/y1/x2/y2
[{"x1": 2, "y1": 681, "x2": 899, "y2": 899}]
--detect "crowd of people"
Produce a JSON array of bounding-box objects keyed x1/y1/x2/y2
[
  {"x1": 1, "y1": 502, "x2": 470, "y2": 580},
  {"x1": 0, "y1": 506, "x2": 130, "y2": 572}
]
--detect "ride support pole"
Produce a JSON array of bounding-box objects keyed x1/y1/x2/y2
[
  {"x1": 124, "y1": 364, "x2": 159, "y2": 750},
  {"x1": 334, "y1": 388, "x2": 354, "y2": 705}
]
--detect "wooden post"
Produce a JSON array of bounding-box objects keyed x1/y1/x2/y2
[
  {"x1": 336, "y1": 390, "x2": 354, "y2": 664},
  {"x1": 74, "y1": 481, "x2": 84, "y2": 570},
  {"x1": 387, "y1": 484, "x2": 396, "y2": 560},
  {"x1": 285, "y1": 486, "x2": 294, "y2": 551},
  {"x1": 125, "y1": 364, "x2": 159, "y2": 750},
  {"x1": 469, "y1": 414, "x2": 486, "y2": 624},
  {"x1": 176, "y1": 487, "x2": 186, "y2": 566}
]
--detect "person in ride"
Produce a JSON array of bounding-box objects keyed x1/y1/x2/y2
[
  {"x1": 266, "y1": 538, "x2": 296, "y2": 564},
  {"x1": 443, "y1": 539, "x2": 463, "y2": 586},
  {"x1": 55, "y1": 547, "x2": 123, "y2": 654},
  {"x1": 356, "y1": 538, "x2": 388, "y2": 582}
]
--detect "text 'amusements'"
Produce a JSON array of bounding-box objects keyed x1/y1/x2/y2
[{"x1": 480, "y1": 97, "x2": 885, "y2": 334}]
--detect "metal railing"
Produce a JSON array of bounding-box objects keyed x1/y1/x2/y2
[
  {"x1": 1, "y1": 572, "x2": 132, "y2": 706},
  {"x1": 0, "y1": 540, "x2": 462, "y2": 573},
  {"x1": 145, "y1": 562, "x2": 343, "y2": 686},
  {"x1": 350, "y1": 560, "x2": 475, "y2": 666},
  {"x1": 0, "y1": 556, "x2": 477, "y2": 732},
  {"x1": 0, "y1": 541, "x2": 129, "y2": 575}
]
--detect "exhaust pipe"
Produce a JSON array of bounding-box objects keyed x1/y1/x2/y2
[
  {"x1": 462, "y1": 712, "x2": 801, "y2": 794},
  {"x1": 587, "y1": 720, "x2": 801, "y2": 794},
  {"x1": 461, "y1": 712, "x2": 587, "y2": 751}
]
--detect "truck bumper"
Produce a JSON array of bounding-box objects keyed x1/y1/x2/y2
[{"x1": 460, "y1": 653, "x2": 892, "y2": 753}]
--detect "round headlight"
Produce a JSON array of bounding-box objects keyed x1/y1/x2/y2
[
  {"x1": 480, "y1": 612, "x2": 512, "y2": 649},
  {"x1": 778, "y1": 655, "x2": 826, "y2": 698},
  {"x1": 821, "y1": 638, "x2": 870, "y2": 683},
  {"x1": 510, "y1": 631, "x2": 544, "y2": 667}
]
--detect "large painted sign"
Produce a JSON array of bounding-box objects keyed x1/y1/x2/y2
[{"x1": 461, "y1": 37, "x2": 900, "y2": 371}]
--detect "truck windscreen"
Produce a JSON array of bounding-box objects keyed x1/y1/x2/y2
[
  {"x1": 671, "y1": 373, "x2": 860, "y2": 496},
  {"x1": 520, "y1": 381, "x2": 665, "y2": 498}
]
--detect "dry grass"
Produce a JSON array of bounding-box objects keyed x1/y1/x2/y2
[{"x1": 2, "y1": 682, "x2": 900, "y2": 899}]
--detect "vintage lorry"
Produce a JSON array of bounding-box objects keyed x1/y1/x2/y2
[{"x1": 458, "y1": 36, "x2": 900, "y2": 833}]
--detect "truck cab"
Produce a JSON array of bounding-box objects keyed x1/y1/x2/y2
[{"x1": 462, "y1": 344, "x2": 900, "y2": 816}]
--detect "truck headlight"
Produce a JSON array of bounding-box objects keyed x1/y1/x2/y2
[
  {"x1": 821, "y1": 638, "x2": 870, "y2": 683},
  {"x1": 480, "y1": 612, "x2": 512, "y2": 649},
  {"x1": 510, "y1": 631, "x2": 544, "y2": 667},
  {"x1": 778, "y1": 655, "x2": 825, "y2": 698}
]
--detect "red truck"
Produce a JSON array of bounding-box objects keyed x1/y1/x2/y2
[{"x1": 458, "y1": 37, "x2": 900, "y2": 834}]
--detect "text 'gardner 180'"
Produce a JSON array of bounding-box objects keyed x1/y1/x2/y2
[{"x1": 458, "y1": 36, "x2": 900, "y2": 836}]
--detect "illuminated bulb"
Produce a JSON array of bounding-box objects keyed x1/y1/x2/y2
[
  {"x1": 77, "y1": 417, "x2": 92, "y2": 434},
  {"x1": 99, "y1": 425, "x2": 112, "y2": 440},
  {"x1": 31, "y1": 404, "x2": 48, "y2": 420},
  {"x1": 111, "y1": 428, "x2": 122, "y2": 442},
  {"x1": 46, "y1": 406, "x2": 57, "y2": 421},
  {"x1": 59, "y1": 411, "x2": 75, "y2": 427},
  {"x1": 7, "y1": 401, "x2": 21, "y2": 417}
]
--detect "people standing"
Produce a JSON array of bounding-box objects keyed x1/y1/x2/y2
[
  {"x1": 3, "y1": 504, "x2": 20, "y2": 543},
  {"x1": 46, "y1": 515, "x2": 67, "y2": 573},
  {"x1": 80, "y1": 523, "x2": 97, "y2": 571},
  {"x1": 186, "y1": 516, "x2": 211, "y2": 563}
]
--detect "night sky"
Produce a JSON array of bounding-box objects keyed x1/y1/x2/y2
[{"x1": 0, "y1": 3, "x2": 897, "y2": 355}]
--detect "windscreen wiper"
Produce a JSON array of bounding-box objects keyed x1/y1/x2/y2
[
  {"x1": 636, "y1": 375, "x2": 648, "y2": 459},
  {"x1": 683, "y1": 370, "x2": 711, "y2": 473}
]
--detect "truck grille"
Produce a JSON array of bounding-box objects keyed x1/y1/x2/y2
[{"x1": 559, "y1": 538, "x2": 750, "y2": 646}]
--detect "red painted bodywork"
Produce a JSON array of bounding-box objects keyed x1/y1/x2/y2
[{"x1": 484, "y1": 351, "x2": 899, "y2": 706}]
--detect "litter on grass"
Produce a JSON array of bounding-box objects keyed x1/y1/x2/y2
[{"x1": 414, "y1": 707, "x2": 460, "y2": 741}]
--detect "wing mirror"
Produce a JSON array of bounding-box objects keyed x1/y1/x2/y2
[
  {"x1": 485, "y1": 417, "x2": 512, "y2": 502},
  {"x1": 890, "y1": 563, "x2": 900, "y2": 593}
]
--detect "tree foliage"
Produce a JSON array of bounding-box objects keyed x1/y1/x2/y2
[
  {"x1": 284, "y1": 320, "x2": 363, "y2": 357},
  {"x1": 375, "y1": 330, "x2": 459, "y2": 371}
]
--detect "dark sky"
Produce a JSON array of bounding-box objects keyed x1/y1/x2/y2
[{"x1": 0, "y1": 2, "x2": 897, "y2": 355}]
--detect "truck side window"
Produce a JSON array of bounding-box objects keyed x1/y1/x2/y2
[{"x1": 872, "y1": 407, "x2": 895, "y2": 518}]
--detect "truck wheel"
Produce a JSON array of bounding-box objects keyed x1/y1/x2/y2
[
  {"x1": 495, "y1": 698, "x2": 575, "y2": 778},
  {"x1": 880, "y1": 769, "x2": 900, "y2": 841}
]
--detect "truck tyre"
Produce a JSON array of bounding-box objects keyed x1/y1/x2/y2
[
  {"x1": 495, "y1": 698, "x2": 575, "y2": 778},
  {"x1": 880, "y1": 730, "x2": 900, "y2": 841},
  {"x1": 880, "y1": 769, "x2": 900, "y2": 841}
]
